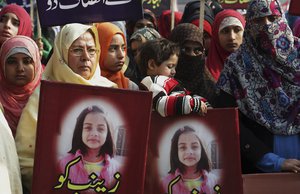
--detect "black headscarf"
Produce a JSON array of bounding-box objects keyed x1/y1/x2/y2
[{"x1": 170, "y1": 23, "x2": 217, "y2": 105}]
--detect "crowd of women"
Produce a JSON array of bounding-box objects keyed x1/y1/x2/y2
[{"x1": 1, "y1": 0, "x2": 300, "y2": 193}]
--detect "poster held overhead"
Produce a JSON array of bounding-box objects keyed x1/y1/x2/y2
[{"x1": 36, "y1": 0, "x2": 143, "y2": 27}]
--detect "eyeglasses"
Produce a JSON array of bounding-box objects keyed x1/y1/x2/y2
[
  {"x1": 181, "y1": 46, "x2": 205, "y2": 56},
  {"x1": 69, "y1": 47, "x2": 98, "y2": 57}
]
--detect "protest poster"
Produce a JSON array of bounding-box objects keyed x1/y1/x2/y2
[
  {"x1": 145, "y1": 109, "x2": 243, "y2": 194},
  {"x1": 31, "y1": 80, "x2": 152, "y2": 194},
  {"x1": 6, "y1": 0, "x2": 31, "y2": 12},
  {"x1": 218, "y1": 0, "x2": 250, "y2": 9},
  {"x1": 143, "y1": 0, "x2": 170, "y2": 17},
  {"x1": 36, "y1": 0, "x2": 143, "y2": 27}
]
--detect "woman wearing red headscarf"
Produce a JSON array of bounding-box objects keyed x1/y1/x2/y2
[
  {"x1": 0, "y1": 4, "x2": 32, "y2": 47},
  {"x1": 0, "y1": 35, "x2": 42, "y2": 137},
  {"x1": 158, "y1": 10, "x2": 182, "y2": 39},
  {"x1": 206, "y1": 9, "x2": 245, "y2": 81}
]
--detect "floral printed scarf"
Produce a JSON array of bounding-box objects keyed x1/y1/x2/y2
[{"x1": 217, "y1": 0, "x2": 300, "y2": 135}]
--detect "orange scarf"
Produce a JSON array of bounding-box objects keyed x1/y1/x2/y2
[{"x1": 96, "y1": 22, "x2": 129, "y2": 89}]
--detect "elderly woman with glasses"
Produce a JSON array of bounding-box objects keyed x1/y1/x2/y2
[
  {"x1": 15, "y1": 23, "x2": 116, "y2": 193},
  {"x1": 170, "y1": 23, "x2": 217, "y2": 106}
]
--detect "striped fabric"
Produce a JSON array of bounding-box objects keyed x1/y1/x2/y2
[{"x1": 140, "y1": 75, "x2": 210, "y2": 117}]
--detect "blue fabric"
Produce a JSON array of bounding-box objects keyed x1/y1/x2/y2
[
  {"x1": 257, "y1": 152, "x2": 285, "y2": 172},
  {"x1": 274, "y1": 134, "x2": 300, "y2": 159},
  {"x1": 257, "y1": 134, "x2": 300, "y2": 172}
]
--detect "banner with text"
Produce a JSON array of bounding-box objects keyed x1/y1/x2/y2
[
  {"x1": 37, "y1": 0, "x2": 143, "y2": 27},
  {"x1": 32, "y1": 80, "x2": 152, "y2": 194},
  {"x1": 145, "y1": 109, "x2": 243, "y2": 194}
]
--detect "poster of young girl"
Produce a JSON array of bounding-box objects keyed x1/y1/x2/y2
[
  {"x1": 32, "y1": 80, "x2": 153, "y2": 194},
  {"x1": 145, "y1": 109, "x2": 242, "y2": 194}
]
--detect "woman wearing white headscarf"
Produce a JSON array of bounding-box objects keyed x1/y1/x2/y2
[{"x1": 15, "y1": 23, "x2": 116, "y2": 192}]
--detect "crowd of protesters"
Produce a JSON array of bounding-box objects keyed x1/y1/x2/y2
[{"x1": 0, "y1": 0, "x2": 300, "y2": 193}]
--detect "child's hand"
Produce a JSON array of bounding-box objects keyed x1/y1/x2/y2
[{"x1": 199, "y1": 102, "x2": 207, "y2": 116}]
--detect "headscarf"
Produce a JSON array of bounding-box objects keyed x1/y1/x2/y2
[
  {"x1": 180, "y1": 1, "x2": 215, "y2": 25},
  {"x1": 206, "y1": 9, "x2": 245, "y2": 81},
  {"x1": 191, "y1": 19, "x2": 212, "y2": 37},
  {"x1": 43, "y1": 23, "x2": 116, "y2": 87},
  {"x1": 126, "y1": 8, "x2": 158, "y2": 38},
  {"x1": 130, "y1": 27, "x2": 161, "y2": 43},
  {"x1": 217, "y1": 0, "x2": 300, "y2": 135},
  {"x1": 0, "y1": 4, "x2": 32, "y2": 38},
  {"x1": 293, "y1": 18, "x2": 300, "y2": 38},
  {"x1": 170, "y1": 23, "x2": 216, "y2": 104},
  {"x1": 158, "y1": 10, "x2": 182, "y2": 39},
  {"x1": 0, "y1": 35, "x2": 42, "y2": 136},
  {"x1": 96, "y1": 22, "x2": 129, "y2": 89}
]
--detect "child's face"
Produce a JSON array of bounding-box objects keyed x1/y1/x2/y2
[
  {"x1": 149, "y1": 54, "x2": 178, "y2": 78},
  {"x1": 82, "y1": 112, "x2": 108, "y2": 151},
  {"x1": 178, "y1": 132, "x2": 201, "y2": 168}
]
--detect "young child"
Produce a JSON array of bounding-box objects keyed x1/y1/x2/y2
[
  {"x1": 58, "y1": 106, "x2": 121, "y2": 189},
  {"x1": 137, "y1": 38, "x2": 210, "y2": 117},
  {"x1": 162, "y1": 126, "x2": 218, "y2": 194}
]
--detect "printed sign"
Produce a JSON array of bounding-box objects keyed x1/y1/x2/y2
[
  {"x1": 32, "y1": 80, "x2": 152, "y2": 194},
  {"x1": 36, "y1": 0, "x2": 143, "y2": 27},
  {"x1": 145, "y1": 109, "x2": 243, "y2": 194}
]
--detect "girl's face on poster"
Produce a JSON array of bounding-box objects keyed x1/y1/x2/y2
[
  {"x1": 178, "y1": 132, "x2": 201, "y2": 168},
  {"x1": 82, "y1": 112, "x2": 108, "y2": 151}
]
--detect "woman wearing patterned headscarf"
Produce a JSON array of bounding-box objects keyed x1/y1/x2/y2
[
  {"x1": 216, "y1": 0, "x2": 300, "y2": 174},
  {"x1": 0, "y1": 36, "x2": 43, "y2": 137},
  {"x1": 170, "y1": 23, "x2": 216, "y2": 106},
  {"x1": 15, "y1": 23, "x2": 116, "y2": 192},
  {"x1": 206, "y1": 9, "x2": 245, "y2": 81},
  {"x1": 0, "y1": 4, "x2": 32, "y2": 47}
]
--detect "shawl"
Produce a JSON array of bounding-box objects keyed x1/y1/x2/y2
[
  {"x1": 170, "y1": 23, "x2": 216, "y2": 104},
  {"x1": 0, "y1": 35, "x2": 42, "y2": 136},
  {"x1": 206, "y1": 9, "x2": 245, "y2": 81},
  {"x1": 217, "y1": 0, "x2": 300, "y2": 135},
  {"x1": 0, "y1": 4, "x2": 32, "y2": 38},
  {"x1": 96, "y1": 22, "x2": 129, "y2": 89},
  {"x1": 15, "y1": 23, "x2": 115, "y2": 192}
]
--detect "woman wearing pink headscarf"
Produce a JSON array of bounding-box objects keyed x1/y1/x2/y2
[
  {"x1": 0, "y1": 4, "x2": 32, "y2": 47},
  {"x1": 206, "y1": 9, "x2": 245, "y2": 81},
  {"x1": 0, "y1": 35, "x2": 42, "y2": 136}
]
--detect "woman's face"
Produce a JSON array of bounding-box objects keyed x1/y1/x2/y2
[
  {"x1": 181, "y1": 40, "x2": 205, "y2": 57},
  {"x1": 178, "y1": 132, "x2": 201, "y2": 168},
  {"x1": 68, "y1": 31, "x2": 98, "y2": 80},
  {"x1": 218, "y1": 25, "x2": 244, "y2": 53},
  {"x1": 103, "y1": 34, "x2": 126, "y2": 72},
  {"x1": 134, "y1": 19, "x2": 154, "y2": 32},
  {"x1": 5, "y1": 53, "x2": 34, "y2": 86},
  {"x1": 0, "y1": 13, "x2": 20, "y2": 45},
  {"x1": 82, "y1": 112, "x2": 108, "y2": 151}
]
